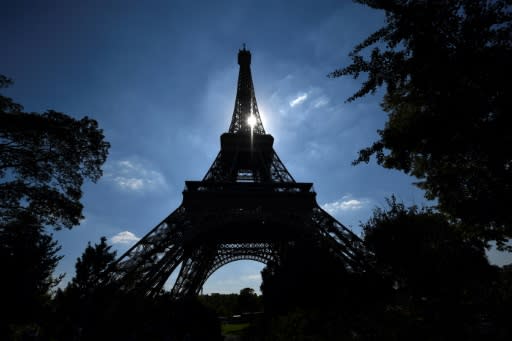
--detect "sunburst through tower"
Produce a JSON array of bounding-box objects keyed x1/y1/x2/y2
[{"x1": 110, "y1": 47, "x2": 366, "y2": 298}]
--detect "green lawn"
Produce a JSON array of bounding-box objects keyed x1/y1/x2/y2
[{"x1": 221, "y1": 322, "x2": 250, "y2": 335}]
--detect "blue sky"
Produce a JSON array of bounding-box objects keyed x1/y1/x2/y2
[{"x1": 2, "y1": 0, "x2": 510, "y2": 294}]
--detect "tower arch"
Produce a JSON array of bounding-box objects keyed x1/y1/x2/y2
[{"x1": 111, "y1": 48, "x2": 366, "y2": 298}]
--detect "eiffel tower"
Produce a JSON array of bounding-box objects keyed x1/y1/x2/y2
[{"x1": 113, "y1": 47, "x2": 365, "y2": 298}]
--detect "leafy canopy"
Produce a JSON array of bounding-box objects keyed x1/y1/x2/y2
[
  {"x1": 67, "y1": 236, "x2": 117, "y2": 296},
  {"x1": 362, "y1": 196, "x2": 490, "y2": 292},
  {"x1": 0, "y1": 213, "x2": 62, "y2": 325},
  {"x1": 361, "y1": 197, "x2": 498, "y2": 339},
  {"x1": 331, "y1": 0, "x2": 512, "y2": 245},
  {"x1": 0, "y1": 75, "x2": 110, "y2": 229}
]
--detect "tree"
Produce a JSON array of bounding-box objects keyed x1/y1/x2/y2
[
  {"x1": 67, "y1": 236, "x2": 117, "y2": 295},
  {"x1": 53, "y1": 237, "x2": 117, "y2": 340},
  {"x1": 330, "y1": 1, "x2": 512, "y2": 246},
  {"x1": 0, "y1": 75, "x2": 110, "y2": 230},
  {"x1": 260, "y1": 242, "x2": 385, "y2": 339},
  {"x1": 362, "y1": 197, "x2": 499, "y2": 339},
  {"x1": 199, "y1": 293, "x2": 240, "y2": 317},
  {"x1": 237, "y1": 287, "x2": 261, "y2": 314},
  {"x1": 0, "y1": 213, "x2": 62, "y2": 338},
  {"x1": 0, "y1": 75, "x2": 109, "y2": 337}
]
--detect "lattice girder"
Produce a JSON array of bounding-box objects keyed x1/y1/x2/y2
[
  {"x1": 229, "y1": 48, "x2": 265, "y2": 135},
  {"x1": 172, "y1": 241, "x2": 282, "y2": 297},
  {"x1": 205, "y1": 242, "x2": 279, "y2": 280},
  {"x1": 202, "y1": 133, "x2": 295, "y2": 183},
  {"x1": 112, "y1": 196, "x2": 365, "y2": 298},
  {"x1": 109, "y1": 48, "x2": 367, "y2": 298},
  {"x1": 171, "y1": 245, "x2": 217, "y2": 297},
  {"x1": 112, "y1": 206, "x2": 187, "y2": 292}
]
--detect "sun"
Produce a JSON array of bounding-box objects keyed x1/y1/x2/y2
[{"x1": 247, "y1": 114, "x2": 256, "y2": 128}]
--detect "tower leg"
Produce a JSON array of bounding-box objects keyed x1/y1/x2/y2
[{"x1": 170, "y1": 245, "x2": 217, "y2": 298}]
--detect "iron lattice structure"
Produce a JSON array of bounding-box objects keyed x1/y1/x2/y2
[{"x1": 112, "y1": 47, "x2": 366, "y2": 298}]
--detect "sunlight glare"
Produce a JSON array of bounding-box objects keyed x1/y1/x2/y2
[{"x1": 247, "y1": 114, "x2": 256, "y2": 128}]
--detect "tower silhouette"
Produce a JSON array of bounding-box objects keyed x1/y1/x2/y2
[{"x1": 113, "y1": 47, "x2": 365, "y2": 298}]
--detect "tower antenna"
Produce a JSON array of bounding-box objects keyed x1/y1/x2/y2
[{"x1": 110, "y1": 49, "x2": 367, "y2": 298}]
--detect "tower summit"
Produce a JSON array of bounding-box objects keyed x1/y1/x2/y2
[
  {"x1": 203, "y1": 46, "x2": 293, "y2": 183},
  {"x1": 229, "y1": 46, "x2": 265, "y2": 134},
  {"x1": 111, "y1": 49, "x2": 366, "y2": 298}
]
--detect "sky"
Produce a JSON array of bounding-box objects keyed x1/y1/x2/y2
[{"x1": 2, "y1": 0, "x2": 510, "y2": 294}]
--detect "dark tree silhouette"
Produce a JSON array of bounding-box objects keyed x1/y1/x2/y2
[
  {"x1": 67, "y1": 236, "x2": 117, "y2": 296},
  {"x1": 362, "y1": 197, "x2": 501, "y2": 340},
  {"x1": 331, "y1": 0, "x2": 512, "y2": 246},
  {"x1": 0, "y1": 214, "x2": 62, "y2": 337},
  {"x1": 260, "y1": 242, "x2": 387, "y2": 340},
  {"x1": 53, "y1": 239, "x2": 223, "y2": 340},
  {"x1": 0, "y1": 75, "x2": 109, "y2": 338},
  {"x1": 0, "y1": 75, "x2": 110, "y2": 230},
  {"x1": 259, "y1": 198, "x2": 510, "y2": 340},
  {"x1": 236, "y1": 287, "x2": 261, "y2": 314},
  {"x1": 199, "y1": 292, "x2": 240, "y2": 317},
  {"x1": 53, "y1": 237, "x2": 118, "y2": 340}
]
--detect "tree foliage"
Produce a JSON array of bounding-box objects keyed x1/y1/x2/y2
[
  {"x1": 0, "y1": 214, "x2": 62, "y2": 336},
  {"x1": 362, "y1": 197, "x2": 504, "y2": 339},
  {"x1": 260, "y1": 242, "x2": 388, "y2": 339},
  {"x1": 67, "y1": 236, "x2": 117, "y2": 296},
  {"x1": 330, "y1": 0, "x2": 512, "y2": 245},
  {"x1": 260, "y1": 199, "x2": 511, "y2": 339},
  {"x1": 0, "y1": 75, "x2": 110, "y2": 230},
  {"x1": 53, "y1": 237, "x2": 117, "y2": 340},
  {"x1": 0, "y1": 75, "x2": 109, "y2": 338},
  {"x1": 237, "y1": 287, "x2": 261, "y2": 313},
  {"x1": 56, "y1": 240, "x2": 220, "y2": 340},
  {"x1": 363, "y1": 196, "x2": 492, "y2": 295},
  {"x1": 199, "y1": 293, "x2": 240, "y2": 317}
]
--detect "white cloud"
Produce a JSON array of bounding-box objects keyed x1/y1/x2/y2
[
  {"x1": 106, "y1": 159, "x2": 167, "y2": 192},
  {"x1": 202, "y1": 261, "x2": 265, "y2": 294},
  {"x1": 243, "y1": 274, "x2": 261, "y2": 281},
  {"x1": 305, "y1": 141, "x2": 322, "y2": 159},
  {"x1": 204, "y1": 273, "x2": 262, "y2": 294},
  {"x1": 111, "y1": 231, "x2": 140, "y2": 245},
  {"x1": 322, "y1": 195, "x2": 370, "y2": 215},
  {"x1": 313, "y1": 96, "x2": 329, "y2": 108},
  {"x1": 289, "y1": 93, "x2": 308, "y2": 107},
  {"x1": 304, "y1": 141, "x2": 335, "y2": 160}
]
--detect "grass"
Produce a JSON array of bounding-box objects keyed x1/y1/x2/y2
[{"x1": 221, "y1": 322, "x2": 251, "y2": 335}]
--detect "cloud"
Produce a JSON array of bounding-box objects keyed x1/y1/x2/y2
[
  {"x1": 289, "y1": 93, "x2": 308, "y2": 107},
  {"x1": 304, "y1": 141, "x2": 335, "y2": 160},
  {"x1": 105, "y1": 159, "x2": 167, "y2": 192},
  {"x1": 202, "y1": 261, "x2": 265, "y2": 294},
  {"x1": 313, "y1": 96, "x2": 329, "y2": 108},
  {"x1": 322, "y1": 195, "x2": 370, "y2": 215},
  {"x1": 243, "y1": 274, "x2": 261, "y2": 281},
  {"x1": 111, "y1": 231, "x2": 140, "y2": 245},
  {"x1": 205, "y1": 272, "x2": 262, "y2": 294}
]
